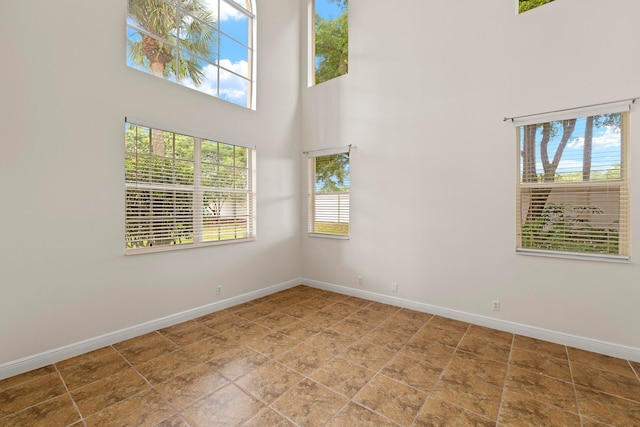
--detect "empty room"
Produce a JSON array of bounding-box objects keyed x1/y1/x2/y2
[{"x1": 0, "y1": 0, "x2": 639, "y2": 425}]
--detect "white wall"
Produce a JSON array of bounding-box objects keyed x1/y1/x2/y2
[
  {"x1": 301, "y1": 0, "x2": 640, "y2": 349},
  {"x1": 0, "y1": 0, "x2": 302, "y2": 365}
]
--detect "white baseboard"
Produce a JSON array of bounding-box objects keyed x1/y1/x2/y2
[
  {"x1": 302, "y1": 278, "x2": 640, "y2": 363},
  {"x1": 0, "y1": 279, "x2": 301, "y2": 381},
  {"x1": 3, "y1": 276, "x2": 638, "y2": 381}
]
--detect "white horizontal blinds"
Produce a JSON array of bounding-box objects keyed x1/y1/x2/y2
[
  {"x1": 308, "y1": 149, "x2": 350, "y2": 236},
  {"x1": 125, "y1": 122, "x2": 255, "y2": 252},
  {"x1": 516, "y1": 112, "x2": 629, "y2": 257}
]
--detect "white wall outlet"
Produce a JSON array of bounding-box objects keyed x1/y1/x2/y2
[
  {"x1": 491, "y1": 300, "x2": 500, "y2": 311},
  {"x1": 216, "y1": 285, "x2": 222, "y2": 295},
  {"x1": 358, "y1": 276, "x2": 364, "y2": 285},
  {"x1": 391, "y1": 282, "x2": 398, "y2": 293}
]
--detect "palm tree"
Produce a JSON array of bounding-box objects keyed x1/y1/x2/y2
[{"x1": 127, "y1": 0, "x2": 216, "y2": 86}]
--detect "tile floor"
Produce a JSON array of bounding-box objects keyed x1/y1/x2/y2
[{"x1": 1, "y1": 285, "x2": 639, "y2": 426}]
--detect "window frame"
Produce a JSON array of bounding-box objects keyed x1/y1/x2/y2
[
  {"x1": 125, "y1": 120, "x2": 256, "y2": 255},
  {"x1": 514, "y1": 109, "x2": 630, "y2": 262},
  {"x1": 307, "y1": 147, "x2": 351, "y2": 239},
  {"x1": 126, "y1": 0, "x2": 257, "y2": 109}
]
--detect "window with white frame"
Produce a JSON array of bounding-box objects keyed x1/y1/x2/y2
[
  {"x1": 312, "y1": 0, "x2": 348, "y2": 85},
  {"x1": 515, "y1": 106, "x2": 630, "y2": 260},
  {"x1": 126, "y1": 0, "x2": 256, "y2": 109},
  {"x1": 125, "y1": 122, "x2": 256, "y2": 253},
  {"x1": 307, "y1": 148, "x2": 350, "y2": 237}
]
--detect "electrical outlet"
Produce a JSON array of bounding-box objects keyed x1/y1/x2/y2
[
  {"x1": 491, "y1": 300, "x2": 500, "y2": 311},
  {"x1": 216, "y1": 285, "x2": 222, "y2": 295},
  {"x1": 358, "y1": 276, "x2": 364, "y2": 285},
  {"x1": 391, "y1": 282, "x2": 398, "y2": 293}
]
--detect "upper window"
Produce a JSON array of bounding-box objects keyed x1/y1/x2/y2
[
  {"x1": 125, "y1": 122, "x2": 256, "y2": 254},
  {"x1": 312, "y1": 0, "x2": 348, "y2": 85},
  {"x1": 127, "y1": 0, "x2": 256, "y2": 109},
  {"x1": 516, "y1": 109, "x2": 629, "y2": 260},
  {"x1": 307, "y1": 149, "x2": 350, "y2": 238},
  {"x1": 518, "y1": 0, "x2": 555, "y2": 13}
]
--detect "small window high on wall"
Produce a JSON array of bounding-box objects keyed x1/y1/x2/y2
[
  {"x1": 515, "y1": 105, "x2": 630, "y2": 261},
  {"x1": 312, "y1": 0, "x2": 348, "y2": 85},
  {"x1": 308, "y1": 148, "x2": 350, "y2": 238},
  {"x1": 127, "y1": 0, "x2": 256, "y2": 109},
  {"x1": 518, "y1": 0, "x2": 555, "y2": 13}
]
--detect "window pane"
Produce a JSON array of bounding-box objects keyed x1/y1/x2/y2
[
  {"x1": 519, "y1": 114, "x2": 622, "y2": 183},
  {"x1": 314, "y1": 0, "x2": 348, "y2": 84},
  {"x1": 220, "y1": 2, "x2": 250, "y2": 46},
  {"x1": 220, "y1": 35, "x2": 250, "y2": 78}
]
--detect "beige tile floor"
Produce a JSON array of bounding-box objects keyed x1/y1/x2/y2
[{"x1": 1, "y1": 285, "x2": 639, "y2": 426}]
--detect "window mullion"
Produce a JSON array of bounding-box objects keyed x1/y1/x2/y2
[{"x1": 193, "y1": 138, "x2": 203, "y2": 244}]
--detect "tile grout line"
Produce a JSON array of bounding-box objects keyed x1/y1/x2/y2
[
  {"x1": 407, "y1": 321, "x2": 475, "y2": 427},
  {"x1": 566, "y1": 345, "x2": 587, "y2": 427},
  {"x1": 53, "y1": 359, "x2": 87, "y2": 427},
  {"x1": 495, "y1": 333, "x2": 515, "y2": 427},
  {"x1": 111, "y1": 342, "x2": 196, "y2": 427}
]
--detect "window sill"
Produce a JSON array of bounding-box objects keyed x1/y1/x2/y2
[
  {"x1": 308, "y1": 233, "x2": 349, "y2": 240},
  {"x1": 125, "y1": 237, "x2": 256, "y2": 255},
  {"x1": 516, "y1": 248, "x2": 630, "y2": 263}
]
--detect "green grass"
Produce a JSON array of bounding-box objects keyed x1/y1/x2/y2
[{"x1": 315, "y1": 221, "x2": 349, "y2": 235}]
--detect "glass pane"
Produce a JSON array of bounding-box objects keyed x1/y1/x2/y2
[
  {"x1": 177, "y1": 22, "x2": 217, "y2": 65},
  {"x1": 219, "y1": 143, "x2": 234, "y2": 164},
  {"x1": 201, "y1": 164, "x2": 219, "y2": 187},
  {"x1": 219, "y1": 68, "x2": 249, "y2": 107},
  {"x1": 314, "y1": 0, "x2": 348, "y2": 84},
  {"x1": 201, "y1": 140, "x2": 219, "y2": 164},
  {"x1": 519, "y1": 114, "x2": 622, "y2": 184},
  {"x1": 175, "y1": 160, "x2": 194, "y2": 185},
  {"x1": 235, "y1": 167, "x2": 248, "y2": 189},
  {"x1": 315, "y1": 153, "x2": 350, "y2": 193},
  {"x1": 179, "y1": 54, "x2": 219, "y2": 97},
  {"x1": 219, "y1": 35, "x2": 249, "y2": 77},
  {"x1": 220, "y1": 2, "x2": 250, "y2": 46},
  {"x1": 199, "y1": 0, "x2": 220, "y2": 23},
  {"x1": 235, "y1": 146, "x2": 247, "y2": 167}
]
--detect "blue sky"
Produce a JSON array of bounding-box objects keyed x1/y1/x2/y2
[{"x1": 315, "y1": 0, "x2": 345, "y2": 20}]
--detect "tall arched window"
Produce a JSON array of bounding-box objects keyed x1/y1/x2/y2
[{"x1": 127, "y1": 0, "x2": 257, "y2": 109}]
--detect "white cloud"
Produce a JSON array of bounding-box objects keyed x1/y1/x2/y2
[
  {"x1": 220, "y1": 1, "x2": 247, "y2": 21},
  {"x1": 567, "y1": 126, "x2": 621, "y2": 150},
  {"x1": 199, "y1": 0, "x2": 247, "y2": 22},
  {"x1": 181, "y1": 59, "x2": 249, "y2": 106}
]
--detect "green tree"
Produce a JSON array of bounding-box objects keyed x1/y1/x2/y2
[
  {"x1": 519, "y1": 0, "x2": 554, "y2": 13},
  {"x1": 315, "y1": 0, "x2": 348, "y2": 84},
  {"x1": 315, "y1": 153, "x2": 349, "y2": 193},
  {"x1": 127, "y1": 0, "x2": 216, "y2": 86}
]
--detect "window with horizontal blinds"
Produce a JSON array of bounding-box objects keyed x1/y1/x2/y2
[
  {"x1": 125, "y1": 122, "x2": 256, "y2": 253},
  {"x1": 308, "y1": 150, "x2": 350, "y2": 238},
  {"x1": 516, "y1": 111, "x2": 629, "y2": 260}
]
